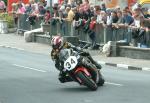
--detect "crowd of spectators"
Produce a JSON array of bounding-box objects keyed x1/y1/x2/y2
[
  {"x1": 0, "y1": 0, "x2": 150, "y2": 48},
  {"x1": 49, "y1": 0, "x2": 150, "y2": 48},
  {"x1": 9, "y1": 0, "x2": 50, "y2": 25}
]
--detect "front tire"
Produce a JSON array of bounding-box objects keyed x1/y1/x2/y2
[{"x1": 76, "y1": 71, "x2": 98, "y2": 91}]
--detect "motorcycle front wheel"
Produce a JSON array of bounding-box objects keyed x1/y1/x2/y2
[{"x1": 76, "y1": 71, "x2": 98, "y2": 91}]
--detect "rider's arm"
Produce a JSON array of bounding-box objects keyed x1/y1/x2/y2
[
  {"x1": 51, "y1": 49, "x2": 57, "y2": 61},
  {"x1": 51, "y1": 50, "x2": 63, "y2": 71},
  {"x1": 64, "y1": 42, "x2": 82, "y2": 52}
]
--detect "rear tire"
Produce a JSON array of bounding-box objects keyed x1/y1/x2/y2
[
  {"x1": 97, "y1": 71, "x2": 105, "y2": 86},
  {"x1": 76, "y1": 71, "x2": 98, "y2": 91}
]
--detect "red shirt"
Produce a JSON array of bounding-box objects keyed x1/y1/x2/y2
[{"x1": 90, "y1": 20, "x2": 96, "y2": 30}]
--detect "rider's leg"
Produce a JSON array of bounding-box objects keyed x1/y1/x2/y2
[{"x1": 87, "y1": 55, "x2": 102, "y2": 69}]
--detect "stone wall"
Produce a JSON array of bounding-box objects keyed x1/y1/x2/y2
[{"x1": 117, "y1": 46, "x2": 150, "y2": 60}]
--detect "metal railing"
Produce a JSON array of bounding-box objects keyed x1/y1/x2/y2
[{"x1": 16, "y1": 14, "x2": 150, "y2": 48}]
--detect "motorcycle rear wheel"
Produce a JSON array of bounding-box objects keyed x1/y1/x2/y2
[{"x1": 97, "y1": 71, "x2": 105, "y2": 86}]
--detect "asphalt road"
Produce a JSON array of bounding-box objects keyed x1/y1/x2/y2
[{"x1": 0, "y1": 47, "x2": 150, "y2": 103}]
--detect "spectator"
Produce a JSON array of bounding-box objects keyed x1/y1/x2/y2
[
  {"x1": 72, "y1": 6, "x2": 83, "y2": 30},
  {"x1": 38, "y1": 4, "x2": 46, "y2": 15},
  {"x1": 122, "y1": 9, "x2": 134, "y2": 42},
  {"x1": 66, "y1": 7, "x2": 75, "y2": 22},
  {"x1": 100, "y1": 11, "x2": 107, "y2": 24},
  {"x1": 58, "y1": 6, "x2": 68, "y2": 35},
  {"x1": 88, "y1": 16, "x2": 97, "y2": 49},
  {"x1": 52, "y1": 6, "x2": 59, "y2": 18},
  {"x1": 76, "y1": 0, "x2": 82, "y2": 5},
  {"x1": 101, "y1": 3, "x2": 106, "y2": 12},
  {"x1": 111, "y1": 11, "x2": 119, "y2": 23},
  {"x1": 116, "y1": 10, "x2": 125, "y2": 40},
  {"x1": 88, "y1": 5, "x2": 95, "y2": 18},
  {"x1": 10, "y1": 3, "x2": 18, "y2": 26},
  {"x1": 26, "y1": 4, "x2": 39, "y2": 25},
  {"x1": 82, "y1": 7, "x2": 92, "y2": 21},
  {"x1": 25, "y1": 4, "x2": 32, "y2": 14},
  {"x1": 95, "y1": 7, "x2": 101, "y2": 23},
  {"x1": 44, "y1": 9, "x2": 51, "y2": 24},
  {"x1": 142, "y1": 8, "x2": 150, "y2": 19},
  {"x1": 130, "y1": 15, "x2": 146, "y2": 47},
  {"x1": 132, "y1": 8, "x2": 144, "y2": 28},
  {"x1": 82, "y1": 0, "x2": 90, "y2": 12},
  {"x1": 64, "y1": 6, "x2": 70, "y2": 18},
  {"x1": 117, "y1": 10, "x2": 124, "y2": 24},
  {"x1": 29, "y1": 0, "x2": 39, "y2": 11},
  {"x1": 96, "y1": 8, "x2": 106, "y2": 24},
  {"x1": 111, "y1": 11, "x2": 119, "y2": 41},
  {"x1": 64, "y1": 0, "x2": 68, "y2": 4},
  {"x1": 124, "y1": 6, "x2": 132, "y2": 16},
  {"x1": 106, "y1": 9, "x2": 113, "y2": 26},
  {"x1": 73, "y1": 6, "x2": 81, "y2": 21},
  {"x1": 16, "y1": 3, "x2": 26, "y2": 14},
  {"x1": 69, "y1": 0, "x2": 77, "y2": 8},
  {"x1": 115, "y1": 10, "x2": 125, "y2": 33},
  {"x1": 122, "y1": 9, "x2": 134, "y2": 25},
  {"x1": 40, "y1": 0, "x2": 48, "y2": 9},
  {"x1": 61, "y1": 0, "x2": 68, "y2": 8},
  {"x1": 0, "y1": 0, "x2": 6, "y2": 13},
  {"x1": 30, "y1": 4, "x2": 39, "y2": 16},
  {"x1": 115, "y1": 6, "x2": 121, "y2": 12}
]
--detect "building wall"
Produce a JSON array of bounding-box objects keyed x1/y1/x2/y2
[
  {"x1": 89, "y1": 0, "x2": 137, "y2": 9},
  {"x1": 89, "y1": 0, "x2": 124, "y2": 8}
]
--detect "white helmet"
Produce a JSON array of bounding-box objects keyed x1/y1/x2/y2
[{"x1": 51, "y1": 36, "x2": 63, "y2": 49}]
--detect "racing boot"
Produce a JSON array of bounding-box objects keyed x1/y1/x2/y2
[
  {"x1": 58, "y1": 72, "x2": 73, "y2": 83},
  {"x1": 94, "y1": 62, "x2": 102, "y2": 70},
  {"x1": 97, "y1": 70, "x2": 105, "y2": 86}
]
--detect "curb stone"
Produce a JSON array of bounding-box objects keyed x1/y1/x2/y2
[{"x1": 98, "y1": 61, "x2": 150, "y2": 72}]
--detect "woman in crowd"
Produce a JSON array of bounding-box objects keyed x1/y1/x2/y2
[
  {"x1": 44, "y1": 9, "x2": 51, "y2": 24},
  {"x1": 0, "y1": 0, "x2": 6, "y2": 13},
  {"x1": 27, "y1": 4, "x2": 39, "y2": 25},
  {"x1": 16, "y1": 3, "x2": 26, "y2": 14},
  {"x1": 10, "y1": 3, "x2": 18, "y2": 26}
]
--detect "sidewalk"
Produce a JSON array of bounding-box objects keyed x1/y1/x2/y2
[{"x1": 0, "y1": 33, "x2": 150, "y2": 71}]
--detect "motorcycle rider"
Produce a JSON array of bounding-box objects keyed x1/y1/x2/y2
[{"x1": 51, "y1": 36, "x2": 102, "y2": 83}]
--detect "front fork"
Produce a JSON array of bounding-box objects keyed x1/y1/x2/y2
[{"x1": 74, "y1": 67, "x2": 92, "y2": 84}]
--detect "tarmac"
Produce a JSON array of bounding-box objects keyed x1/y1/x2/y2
[{"x1": 0, "y1": 33, "x2": 150, "y2": 71}]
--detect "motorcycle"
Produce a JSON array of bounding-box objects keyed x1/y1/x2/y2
[{"x1": 59, "y1": 48, "x2": 104, "y2": 91}]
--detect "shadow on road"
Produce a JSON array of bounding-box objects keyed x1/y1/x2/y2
[{"x1": 54, "y1": 85, "x2": 106, "y2": 93}]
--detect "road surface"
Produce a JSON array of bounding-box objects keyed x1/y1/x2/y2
[{"x1": 0, "y1": 47, "x2": 150, "y2": 103}]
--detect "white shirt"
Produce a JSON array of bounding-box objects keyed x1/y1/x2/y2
[{"x1": 107, "y1": 16, "x2": 112, "y2": 25}]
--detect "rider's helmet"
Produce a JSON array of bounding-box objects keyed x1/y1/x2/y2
[{"x1": 51, "y1": 36, "x2": 63, "y2": 49}]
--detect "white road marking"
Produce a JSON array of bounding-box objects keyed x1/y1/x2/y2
[
  {"x1": 117, "y1": 64, "x2": 129, "y2": 69},
  {"x1": 105, "y1": 82, "x2": 123, "y2": 86},
  {"x1": 9, "y1": 46, "x2": 25, "y2": 51},
  {"x1": 142, "y1": 67, "x2": 150, "y2": 71},
  {"x1": 0, "y1": 45, "x2": 25, "y2": 51},
  {"x1": 98, "y1": 61, "x2": 106, "y2": 65},
  {"x1": 13, "y1": 64, "x2": 47, "y2": 73}
]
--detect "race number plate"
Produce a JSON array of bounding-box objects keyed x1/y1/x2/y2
[{"x1": 64, "y1": 56, "x2": 78, "y2": 71}]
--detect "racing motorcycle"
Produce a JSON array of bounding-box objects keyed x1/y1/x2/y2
[{"x1": 59, "y1": 48, "x2": 104, "y2": 91}]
